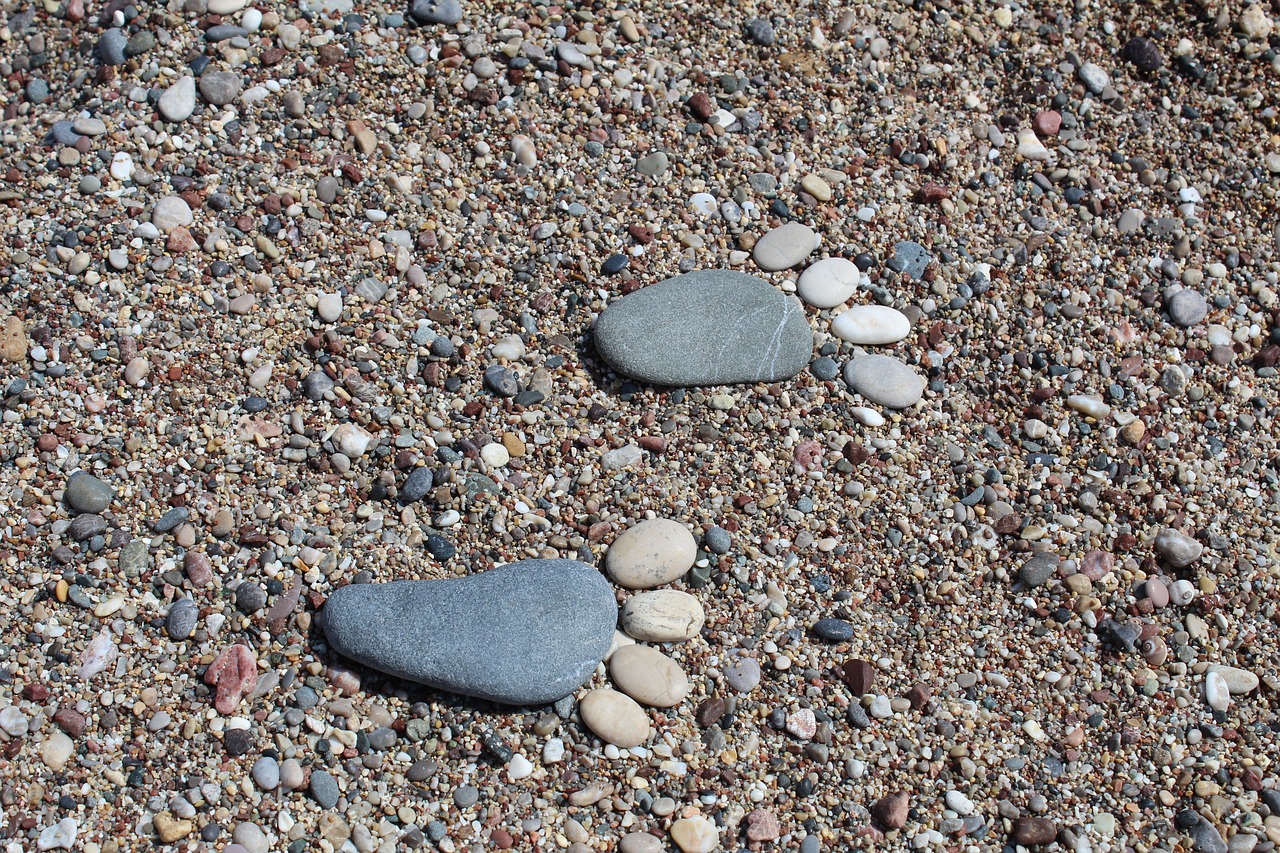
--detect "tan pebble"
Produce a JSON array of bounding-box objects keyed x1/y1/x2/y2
[
  {"x1": 124, "y1": 356, "x2": 150, "y2": 385},
  {"x1": 502, "y1": 432, "x2": 526, "y2": 456},
  {"x1": 800, "y1": 173, "x2": 832, "y2": 201},
  {"x1": 579, "y1": 689, "x2": 651, "y2": 748},
  {"x1": 607, "y1": 518, "x2": 697, "y2": 589},
  {"x1": 609, "y1": 644, "x2": 691, "y2": 707},
  {"x1": 619, "y1": 832, "x2": 663, "y2": 853},
  {"x1": 1120, "y1": 419, "x2": 1146, "y2": 444},
  {"x1": 153, "y1": 812, "x2": 194, "y2": 843},
  {"x1": 0, "y1": 316, "x2": 28, "y2": 363},
  {"x1": 670, "y1": 816, "x2": 719, "y2": 853},
  {"x1": 620, "y1": 590, "x2": 705, "y2": 642}
]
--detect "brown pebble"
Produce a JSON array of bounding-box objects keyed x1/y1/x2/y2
[
  {"x1": 1013, "y1": 816, "x2": 1058, "y2": 846},
  {"x1": 184, "y1": 551, "x2": 213, "y2": 586},
  {"x1": 870, "y1": 791, "x2": 909, "y2": 830},
  {"x1": 54, "y1": 708, "x2": 86, "y2": 736},
  {"x1": 695, "y1": 696, "x2": 725, "y2": 727},
  {"x1": 746, "y1": 809, "x2": 781, "y2": 842},
  {"x1": 1032, "y1": 110, "x2": 1062, "y2": 137},
  {"x1": 841, "y1": 659, "x2": 875, "y2": 695},
  {"x1": 905, "y1": 683, "x2": 931, "y2": 710},
  {"x1": 490, "y1": 829, "x2": 514, "y2": 848},
  {"x1": 687, "y1": 92, "x2": 715, "y2": 121}
]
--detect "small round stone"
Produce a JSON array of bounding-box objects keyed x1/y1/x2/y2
[
  {"x1": 797, "y1": 257, "x2": 859, "y2": 308},
  {"x1": 251, "y1": 757, "x2": 280, "y2": 790},
  {"x1": 812, "y1": 618, "x2": 853, "y2": 642},
  {"x1": 844, "y1": 355, "x2": 926, "y2": 409}
]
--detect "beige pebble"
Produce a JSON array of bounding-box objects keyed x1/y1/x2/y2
[
  {"x1": 579, "y1": 689, "x2": 651, "y2": 748},
  {"x1": 800, "y1": 173, "x2": 832, "y2": 201},
  {"x1": 620, "y1": 590, "x2": 705, "y2": 642},
  {"x1": 670, "y1": 816, "x2": 719, "y2": 853},
  {"x1": 609, "y1": 644, "x2": 691, "y2": 707},
  {"x1": 606, "y1": 518, "x2": 696, "y2": 589}
]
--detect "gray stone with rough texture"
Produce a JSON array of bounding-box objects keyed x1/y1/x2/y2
[
  {"x1": 593, "y1": 270, "x2": 811, "y2": 386},
  {"x1": 1167, "y1": 289, "x2": 1208, "y2": 327},
  {"x1": 322, "y1": 560, "x2": 616, "y2": 704},
  {"x1": 844, "y1": 355, "x2": 926, "y2": 409}
]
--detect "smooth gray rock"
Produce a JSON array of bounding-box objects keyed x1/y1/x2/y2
[
  {"x1": 65, "y1": 471, "x2": 114, "y2": 513},
  {"x1": 844, "y1": 355, "x2": 926, "y2": 409},
  {"x1": 593, "y1": 270, "x2": 811, "y2": 386},
  {"x1": 322, "y1": 560, "x2": 616, "y2": 705},
  {"x1": 1167, "y1": 289, "x2": 1208, "y2": 327},
  {"x1": 1019, "y1": 552, "x2": 1058, "y2": 588},
  {"x1": 198, "y1": 71, "x2": 242, "y2": 106},
  {"x1": 409, "y1": 0, "x2": 461, "y2": 25}
]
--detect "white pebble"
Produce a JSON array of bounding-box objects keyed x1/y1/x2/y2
[
  {"x1": 1016, "y1": 128, "x2": 1051, "y2": 161},
  {"x1": 507, "y1": 754, "x2": 534, "y2": 780},
  {"x1": 1205, "y1": 671, "x2": 1230, "y2": 712},
  {"x1": 110, "y1": 152, "x2": 134, "y2": 182},
  {"x1": 832, "y1": 305, "x2": 911, "y2": 345},
  {"x1": 851, "y1": 407, "x2": 885, "y2": 427},
  {"x1": 797, "y1": 257, "x2": 859, "y2": 308}
]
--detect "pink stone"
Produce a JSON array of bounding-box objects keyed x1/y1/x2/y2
[
  {"x1": 785, "y1": 708, "x2": 816, "y2": 740},
  {"x1": 1033, "y1": 110, "x2": 1062, "y2": 137},
  {"x1": 793, "y1": 440, "x2": 823, "y2": 472},
  {"x1": 184, "y1": 551, "x2": 213, "y2": 587},
  {"x1": 325, "y1": 662, "x2": 362, "y2": 696},
  {"x1": 1146, "y1": 577, "x2": 1170, "y2": 609},
  {"x1": 1080, "y1": 549, "x2": 1114, "y2": 581},
  {"x1": 204, "y1": 644, "x2": 258, "y2": 714},
  {"x1": 746, "y1": 809, "x2": 781, "y2": 842}
]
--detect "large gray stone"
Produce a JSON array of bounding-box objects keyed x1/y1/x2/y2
[
  {"x1": 593, "y1": 270, "x2": 811, "y2": 386},
  {"x1": 322, "y1": 560, "x2": 616, "y2": 705}
]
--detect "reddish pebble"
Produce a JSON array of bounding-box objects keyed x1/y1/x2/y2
[
  {"x1": 326, "y1": 663, "x2": 361, "y2": 696},
  {"x1": 746, "y1": 809, "x2": 781, "y2": 842},
  {"x1": 184, "y1": 551, "x2": 213, "y2": 587},
  {"x1": 1080, "y1": 549, "x2": 1114, "y2": 581},
  {"x1": 23, "y1": 683, "x2": 51, "y2": 702},
  {"x1": 204, "y1": 644, "x2": 258, "y2": 714},
  {"x1": 871, "y1": 791, "x2": 909, "y2": 830},
  {"x1": 490, "y1": 829, "x2": 514, "y2": 849},
  {"x1": 842, "y1": 659, "x2": 875, "y2": 695},
  {"x1": 54, "y1": 708, "x2": 86, "y2": 736},
  {"x1": 905, "y1": 683, "x2": 932, "y2": 710},
  {"x1": 687, "y1": 92, "x2": 715, "y2": 121},
  {"x1": 695, "y1": 696, "x2": 725, "y2": 727},
  {"x1": 166, "y1": 227, "x2": 196, "y2": 252},
  {"x1": 1145, "y1": 577, "x2": 1170, "y2": 608},
  {"x1": 785, "y1": 709, "x2": 816, "y2": 739},
  {"x1": 36, "y1": 434, "x2": 58, "y2": 452},
  {"x1": 1033, "y1": 110, "x2": 1062, "y2": 137},
  {"x1": 627, "y1": 224, "x2": 654, "y2": 244}
]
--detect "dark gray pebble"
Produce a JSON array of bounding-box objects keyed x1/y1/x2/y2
[
  {"x1": 166, "y1": 598, "x2": 199, "y2": 640},
  {"x1": 812, "y1": 618, "x2": 853, "y2": 642},
  {"x1": 309, "y1": 770, "x2": 339, "y2": 808}
]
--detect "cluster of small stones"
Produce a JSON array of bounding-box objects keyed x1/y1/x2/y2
[{"x1": 1, "y1": 0, "x2": 1280, "y2": 849}]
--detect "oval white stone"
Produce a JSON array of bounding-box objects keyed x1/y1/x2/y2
[
  {"x1": 609, "y1": 644, "x2": 691, "y2": 707},
  {"x1": 579, "y1": 689, "x2": 651, "y2": 747},
  {"x1": 832, "y1": 305, "x2": 911, "y2": 345},
  {"x1": 797, "y1": 257, "x2": 859, "y2": 308}
]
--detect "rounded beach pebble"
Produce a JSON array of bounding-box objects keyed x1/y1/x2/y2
[
  {"x1": 620, "y1": 590, "x2": 706, "y2": 642},
  {"x1": 593, "y1": 270, "x2": 811, "y2": 386},
  {"x1": 844, "y1": 355, "x2": 926, "y2": 409},
  {"x1": 321, "y1": 559, "x2": 616, "y2": 704},
  {"x1": 606, "y1": 519, "x2": 697, "y2": 589},
  {"x1": 609, "y1": 644, "x2": 691, "y2": 707},
  {"x1": 796, "y1": 257, "x2": 859, "y2": 308},
  {"x1": 579, "y1": 689, "x2": 651, "y2": 747}
]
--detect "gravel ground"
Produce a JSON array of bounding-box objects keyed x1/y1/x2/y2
[{"x1": 1, "y1": 0, "x2": 1279, "y2": 849}]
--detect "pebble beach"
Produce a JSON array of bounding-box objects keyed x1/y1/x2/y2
[{"x1": 2, "y1": 0, "x2": 1280, "y2": 848}]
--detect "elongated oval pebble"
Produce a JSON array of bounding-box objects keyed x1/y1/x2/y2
[
  {"x1": 1205, "y1": 671, "x2": 1230, "y2": 712},
  {"x1": 832, "y1": 305, "x2": 911, "y2": 345},
  {"x1": 621, "y1": 590, "x2": 705, "y2": 642},
  {"x1": 609, "y1": 644, "x2": 690, "y2": 707},
  {"x1": 579, "y1": 688, "x2": 651, "y2": 747}
]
